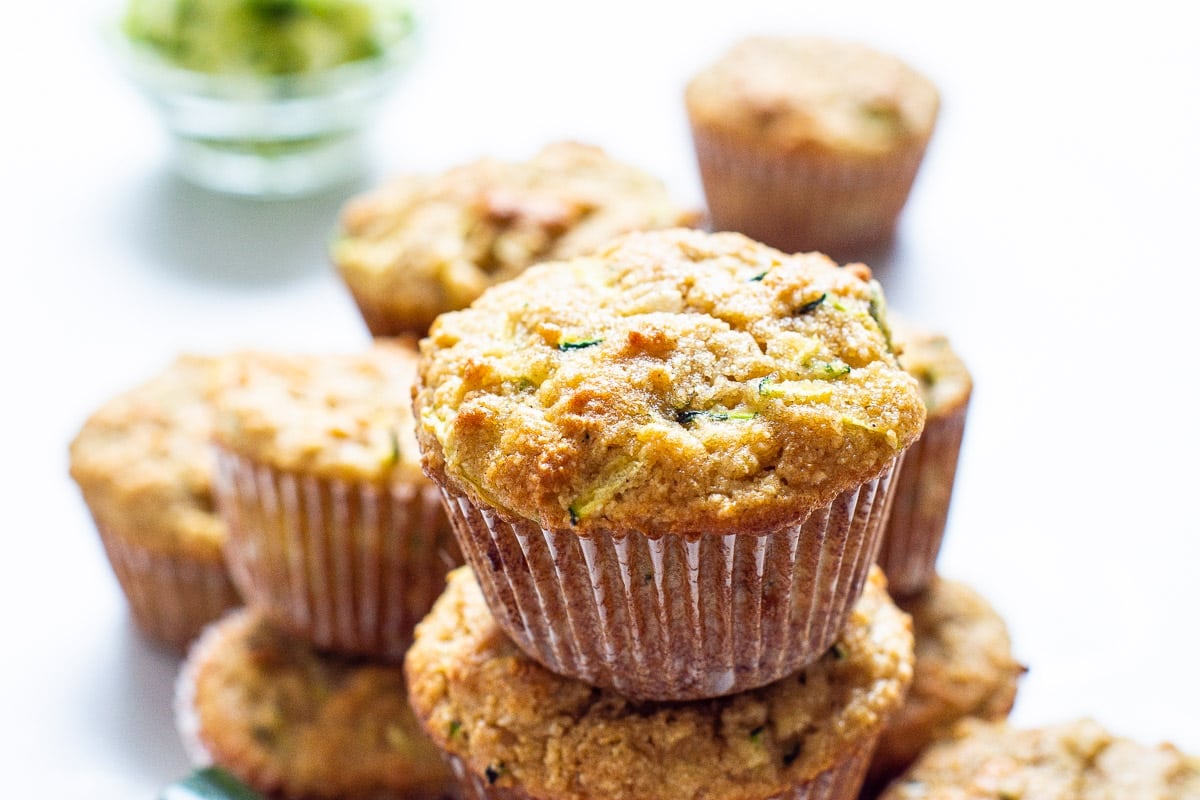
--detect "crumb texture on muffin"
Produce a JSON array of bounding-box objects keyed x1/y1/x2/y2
[
  {"x1": 867, "y1": 579, "x2": 1025, "y2": 788},
  {"x1": 69, "y1": 354, "x2": 229, "y2": 556},
  {"x1": 879, "y1": 718, "x2": 1200, "y2": 799},
  {"x1": 213, "y1": 339, "x2": 427, "y2": 484},
  {"x1": 405, "y1": 566, "x2": 913, "y2": 800},
  {"x1": 685, "y1": 37, "x2": 939, "y2": 157},
  {"x1": 415, "y1": 228, "x2": 925, "y2": 536},
  {"x1": 332, "y1": 141, "x2": 699, "y2": 334},
  {"x1": 183, "y1": 609, "x2": 452, "y2": 800}
]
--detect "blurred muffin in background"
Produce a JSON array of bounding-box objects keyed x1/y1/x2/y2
[
  {"x1": 877, "y1": 320, "x2": 972, "y2": 598},
  {"x1": 331, "y1": 141, "x2": 701, "y2": 337},
  {"x1": 177, "y1": 608, "x2": 453, "y2": 800},
  {"x1": 686, "y1": 36, "x2": 939, "y2": 260},
  {"x1": 876, "y1": 718, "x2": 1200, "y2": 799},
  {"x1": 69, "y1": 355, "x2": 242, "y2": 651},
  {"x1": 212, "y1": 339, "x2": 459, "y2": 662},
  {"x1": 863, "y1": 578, "x2": 1025, "y2": 796}
]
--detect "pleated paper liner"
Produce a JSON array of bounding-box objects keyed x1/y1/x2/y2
[
  {"x1": 435, "y1": 456, "x2": 902, "y2": 701},
  {"x1": 690, "y1": 125, "x2": 930, "y2": 260},
  {"x1": 444, "y1": 739, "x2": 876, "y2": 800},
  {"x1": 214, "y1": 448, "x2": 461, "y2": 662},
  {"x1": 876, "y1": 402, "x2": 968, "y2": 599},
  {"x1": 96, "y1": 521, "x2": 240, "y2": 652}
]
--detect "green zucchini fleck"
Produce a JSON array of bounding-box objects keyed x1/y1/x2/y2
[
  {"x1": 795, "y1": 293, "x2": 827, "y2": 315},
  {"x1": 448, "y1": 719, "x2": 462, "y2": 738},
  {"x1": 750, "y1": 725, "x2": 765, "y2": 745},
  {"x1": 749, "y1": 270, "x2": 768, "y2": 282},
  {"x1": 568, "y1": 505, "x2": 580, "y2": 526},
  {"x1": 675, "y1": 408, "x2": 757, "y2": 426},
  {"x1": 558, "y1": 337, "x2": 604, "y2": 351}
]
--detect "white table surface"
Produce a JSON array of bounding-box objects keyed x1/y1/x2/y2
[{"x1": 2, "y1": 1, "x2": 1197, "y2": 796}]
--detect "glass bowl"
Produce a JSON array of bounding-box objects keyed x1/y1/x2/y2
[{"x1": 109, "y1": 8, "x2": 419, "y2": 198}]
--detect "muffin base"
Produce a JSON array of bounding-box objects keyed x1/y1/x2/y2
[
  {"x1": 876, "y1": 403, "x2": 968, "y2": 598},
  {"x1": 690, "y1": 126, "x2": 930, "y2": 260},
  {"x1": 435, "y1": 459, "x2": 900, "y2": 701},
  {"x1": 95, "y1": 521, "x2": 240, "y2": 652},
  {"x1": 444, "y1": 740, "x2": 876, "y2": 800},
  {"x1": 215, "y1": 449, "x2": 461, "y2": 662}
]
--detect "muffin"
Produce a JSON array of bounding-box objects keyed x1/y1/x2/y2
[
  {"x1": 863, "y1": 578, "x2": 1026, "y2": 795},
  {"x1": 331, "y1": 141, "x2": 700, "y2": 336},
  {"x1": 406, "y1": 565, "x2": 913, "y2": 800},
  {"x1": 212, "y1": 339, "x2": 460, "y2": 661},
  {"x1": 685, "y1": 36, "x2": 939, "y2": 260},
  {"x1": 176, "y1": 608, "x2": 454, "y2": 800},
  {"x1": 877, "y1": 718, "x2": 1200, "y2": 799},
  {"x1": 69, "y1": 355, "x2": 241, "y2": 651},
  {"x1": 875, "y1": 324, "x2": 972, "y2": 597},
  {"x1": 414, "y1": 228, "x2": 925, "y2": 699}
]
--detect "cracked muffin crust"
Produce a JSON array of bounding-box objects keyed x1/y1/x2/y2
[
  {"x1": 406, "y1": 566, "x2": 913, "y2": 800},
  {"x1": 332, "y1": 141, "x2": 699, "y2": 336}
]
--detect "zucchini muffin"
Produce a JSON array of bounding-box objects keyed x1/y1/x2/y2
[
  {"x1": 876, "y1": 323, "x2": 972, "y2": 598},
  {"x1": 878, "y1": 718, "x2": 1200, "y2": 799},
  {"x1": 863, "y1": 578, "x2": 1025, "y2": 796},
  {"x1": 686, "y1": 36, "x2": 939, "y2": 259},
  {"x1": 69, "y1": 355, "x2": 241, "y2": 651},
  {"x1": 414, "y1": 228, "x2": 925, "y2": 699},
  {"x1": 331, "y1": 141, "x2": 700, "y2": 337},
  {"x1": 407, "y1": 566, "x2": 913, "y2": 800},
  {"x1": 177, "y1": 608, "x2": 453, "y2": 800},
  {"x1": 213, "y1": 339, "x2": 460, "y2": 662}
]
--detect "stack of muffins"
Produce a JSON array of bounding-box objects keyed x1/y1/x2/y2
[
  {"x1": 69, "y1": 32, "x2": 1199, "y2": 800},
  {"x1": 402, "y1": 227, "x2": 926, "y2": 800}
]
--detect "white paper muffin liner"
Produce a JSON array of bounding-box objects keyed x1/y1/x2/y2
[
  {"x1": 876, "y1": 403, "x2": 968, "y2": 598},
  {"x1": 690, "y1": 125, "x2": 930, "y2": 259},
  {"x1": 214, "y1": 448, "x2": 461, "y2": 662},
  {"x1": 444, "y1": 738, "x2": 875, "y2": 800},
  {"x1": 436, "y1": 458, "x2": 901, "y2": 701},
  {"x1": 95, "y1": 521, "x2": 241, "y2": 651}
]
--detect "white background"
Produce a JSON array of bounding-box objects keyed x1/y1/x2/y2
[{"x1": 2, "y1": 1, "x2": 1198, "y2": 796}]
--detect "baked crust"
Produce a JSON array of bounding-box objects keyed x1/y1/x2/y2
[
  {"x1": 415, "y1": 228, "x2": 925, "y2": 537},
  {"x1": 332, "y1": 141, "x2": 699, "y2": 335},
  {"x1": 212, "y1": 339, "x2": 427, "y2": 485}
]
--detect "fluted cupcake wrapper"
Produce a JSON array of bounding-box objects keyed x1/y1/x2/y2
[
  {"x1": 437, "y1": 459, "x2": 900, "y2": 701},
  {"x1": 214, "y1": 449, "x2": 461, "y2": 662},
  {"x1": 876, "y1": 404, "x2": 968, "y2": 599},
  {"x1": 94, "y1": 521, "x2": 241, "y2": 652},
  {"x1": 444, "y1": 738, "x2": 875, "y2": 800},
  {"x1": 690, "y1": 125, "x2": 931, "y2": 259}
]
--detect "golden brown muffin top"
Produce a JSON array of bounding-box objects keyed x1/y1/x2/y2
[
  {"x1": 69, "y1": 355, "x2": 228, "y2": 557},
  {"x1": 331, "y1": 141, "x2": 699, "y2": 332},
  {"x1": 406, "y1": 566, "x2": 913, "y2": 800},
  {"x1": 892, "y1": 320, "x2": 972, "y2": 417},
  {"x1": 182, "y1": 609, "x2": 452, "y2": 800},
  {"x1": 880, "y1": 718, "x2": 1200, "y2": 799},
  {"x1": 415, "y1": 228, "x2": 925, "y2": 537},
  {"x1": 870, "y1": 579, "x2": 1025, "y2": 785},
  {"x1": 685, "y1": 36, "x2": 939, "y2": 156},
  {"x1": 213, "y1": 339, "x2": 426, "y2": 484}
]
